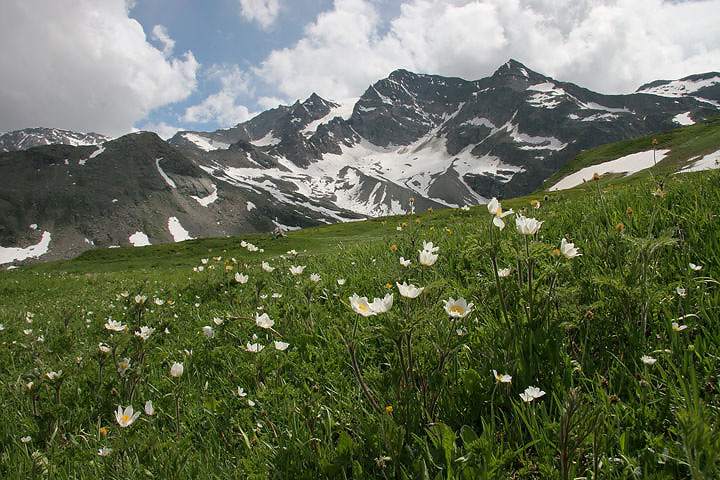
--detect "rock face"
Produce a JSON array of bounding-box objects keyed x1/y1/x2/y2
[{"x1": 2, "y1": 60, "x2": 719, "y2": 266}]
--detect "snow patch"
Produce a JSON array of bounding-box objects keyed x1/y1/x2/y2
[
  {"x1": 638, "y1": 76, "x2": 720, "y2": 97},
  {"x1": 302, "y1": 98, "x2": 358, "y2": 135},
  {"x1": 155, "y1": 158, "x2": 177, "y2": 189},
  {"x1": 0, "y1": 231, "x2": 51, "y2": 265},
  {"x1": 168, "y1": 217, "x2": 193, "y2": 242},
  {"x1": 673, "y1": 112, "x2": 695, "y2": 126},
  {"x1": 190, "y1": 184, "x2": 218, "y2": 207},
  {"x1": 678, "y1": 149, "x2": 720, "y2": 173},
  {"x1": 252, "y1": 131, "x2": 281, "y2": 146},
  {"x1": 550, "y1": 149, "x2": 671, "y2": 191},
  {"x1": 129, "y1": 231, "x2": 151, "y2": 247},
  {"x1": 182, "y1": 133, "x2": 229, "y2": 151},
  {"x1": 246, "y1": 201, "x2": 255, "y2": 211}
]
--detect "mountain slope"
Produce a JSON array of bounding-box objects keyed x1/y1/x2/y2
[{"x1": 0, "y1": 127, "x2": 109, "y2": 152}]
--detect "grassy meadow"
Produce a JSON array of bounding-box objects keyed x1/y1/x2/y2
[{"x1": 1, "y1": 162, "x2": 720, "y2": 478}]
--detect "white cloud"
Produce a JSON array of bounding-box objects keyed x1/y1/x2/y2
[
  {"x1": 238, "y1": 0, "x2": 281, "y2": 29},
  {"x1": 184, "y1": 65, "x2": 256, "y2": 126},
  {"x1": 151, "y1": 25, "x2": 175, "y2": 57},
  {"x1": 0, "y1": 0, "x2": 199, "y2": 137},
  {"x1": 253, "y1": 0, "x2": 720, "y2": 102},
  {"x1": 137, "y1": 121, "x2": 182, "y2": 140}
]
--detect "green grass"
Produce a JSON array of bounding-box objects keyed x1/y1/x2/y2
[{"x1": 2, "y1": 167, "x2": 720, "y2": 478}]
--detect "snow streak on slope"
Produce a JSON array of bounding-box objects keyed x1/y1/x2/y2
[
  {"x1": 129, "y1": 231, "x2": 151, "y2": 246},
  {"x1": 182, "y1": 133, "x2": 229, "y2": 151},
  {"x1": 549, "y1": 149, "x2": 670, "y2": 191},
  {"x1": 155, "y1": 158, "x2": 177, "y2": 188},
  {"x1": 637, "y1": 76, "x2": 720, "y2": 97},
  {"x1": 190, "y1": 184, "x2": 218, "y2": 206},
  {"x1": 678, "y1": 149, "x2": 720, "y2": 173}
]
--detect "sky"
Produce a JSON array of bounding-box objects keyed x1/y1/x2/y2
[{"x1": 1, "y1": 0, "x2": 719, "y2": 139}]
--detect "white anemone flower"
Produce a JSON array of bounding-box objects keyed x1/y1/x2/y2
[
  {"x1": 274, "y1": 341, "x2": 290, "y2": 351},
  {"x1": 487, "y1": 197, "x2": 514, "y2": 229},
  {"x1": 289, "y1": 265, "x2": 306, "y2": 275},
  {"x1": 105, "y1": 319, "x2": 127, "y2": 332},
  {"x1": 261, "y1": 261, "x2": 275, "y2": 273},
  {"x1": 337, "y1": 278, "x2": 346, "y2": 286},
  {"x1": 461, "y1": 205, "x2": 470, "y2": 211},
  {"x1": 396, "y1": 282, "x2": 424, "y2": 299},
  {"x1": 154, "y1": 298, "x2": 164, "y2": 306},
  {"x1": 349, "y1": 294, "x2": 376, "y2": 317},
  {"x1": 115, "y1": 405, "x2": 141, "y2": 428},
  {"x1": 492, "y1": 369, "x2": 512, "y2": 383},
  {"x1": 170, "y1": 362, "x2": 184, "y2": 377},
  {"x1": 134, "y1": 326, "x2": 155, "y2": 341},
  {"x1": 235, "y1": 272, "x2": 249, "y2": 284},
  {"x1": 213, "y1": 317, "x2": 224, "y2": 326},
  {"x1": 237, "y1": 386, "x2": 247, "y2": 397},
  {"x1": 369, "y1": 293, "x2": 394, "y2": 314},
  {"x1": 144, "y1": 400, "x2": 155, "y2": 416},
  {"x1": 310, "y1": 273, "x2": 321, "y2": 283},
  {"x1": 98, "y1": 447, "x2": 112, "y2": 456},
  {"x1": 399, "y1": 257, "x2": 411, "y2": 267},
  {"x1": 497, "y1": 268, "x2": 511, "y2": 278},
  {"x1": 559, "y1": 238, "x2": 582, "y2": 258},
  {"x1": 98, "y1": 342, "x2": 111, "y2": 353},
  {"x1": 519, "y1": 386, "x2": 546, "y2": 402},
  {"x1": 202, "y1": 326, "x2": 215, "y2": 338},
  {"x1": 246, "y1": 342, "x2": 265, "y2": 353},
  {"x1": 676, "y1": 286, "x2": 687, "y2": 297},
  {"x1": 419, "y1": 249, "x2": 438, "y2": 266},
  {"x1": 134, "y1": 295, "x2": 147, "y2": 304},
  {"x1": 516, "y1": 214, "x2": 543, "y2": 235},
  {"x1": 641, "y1": 355, "x2": 657, "y2": 365},
  {"x1": 117, "y1": 358, "x2": 131, "y2": 376},
  {"x1": 46, "y1": 370, "x2": 62, "y2": 381},
  {"x1": 672, "y1": 322, "x2": 688, "y2": 332},
  {"x1": 255, "y1": 312, "x2": 275, "y2": 329},
  {"x1": 443, "y1": 297, "x2": 474, "y2": 318},
  {"x1": 689, "y1": 262, "x2": 703, "y2": 271}
]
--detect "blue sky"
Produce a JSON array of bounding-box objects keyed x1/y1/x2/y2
[{"x1": 1, "y1": 0, "x2": 719, "y2": 138}]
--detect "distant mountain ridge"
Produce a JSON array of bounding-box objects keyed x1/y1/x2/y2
[
  {"x1": 0, "y1": 127, "x2": 109, "y2": 152},
  {"x1": 1, "y1": 60, "x2": 719, "y2": 266}
]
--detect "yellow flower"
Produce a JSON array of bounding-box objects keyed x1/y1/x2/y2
[
  {"x1": 626, "y1": 207, "x2": 633, "y2": 215},
  {"x1": 385, "y1": 283, "x2": 393, "y2": 289},
  {"x1": 552, "y1": 249, "x2": 561, "y2": 257},
  {"x1": 415, "y1": 218, "x2": 421, "y2": 223},
  {"x1": 429, "y1": 226, "x2": 434, "y2": 231},
  {"x1": 381, "y1": 220, "x2": 387, "y2": 225},
  {"x1": 592, "y1": 172, "x2": 600, "y2": 181},
  {"x1": 427, "y1": 207, "x2": 433, "y2": 211},
  {"x1": 409, "y1": 197, "x2": 415, "y2": 202},
  {"x1": 225, "y1": 265, "x2": 233, "y2": 270},
  {"x1": 99, "y1": 427, "x2": 108, "y2": 437},
  {"x1": 402, "y1": 222, "x2": 408, "y2": 227},
  {"x1": 390, "y1": 244, "x2": 397, "y2": 251},
  {"x1": 445, "y1": 228, "x2": 452, "y2": 234},
  {"x1": 385, "y1": 405, "x2": 393, "y2": 413},
  {"x1": 616, "y1": 222, "x2": 624, "y2": 232},
  {"x1": 530, "y1": 199, "x2": 540, "y2": 208}
]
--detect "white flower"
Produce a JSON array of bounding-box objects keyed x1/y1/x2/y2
[
  {"x1": 134, "y1": 326, "x2": 155, "y2": 341},
  {"x1": 443, "y1": 297, "x2": 474, "y2": 318},
  {"x1": 487, "y1": 197, "x2": 502, "y2": 216},
  {"x1": 246, "y1": 342, "x2": 265, "y2": 353},
  {"x1": 559, "y1": 238, "x2": 582, "y2": 258},
  {"x1": 461, "y1": 205, "x2": 470, "y2": 211},
  {"x1": 255, "y1": 312, "x2": 275, "y2": 329},
  {"x1": 134, "y1": 295, "x2": 147, "y2": 304},
  {"x1": 213, "y1": 317, "x2": 224, "y2": 326},
  {"x1": 25, "y1": 312, "x2": 34, "y2": 323},
  {"x1": 676, "y1": 286, "x2": 687, "y2": 297},
  {"x1": 419, "y1": 249, "x2": 438, "y2": 266},
  {"x1": 274, "y1": 341, "x2": 290, "y2": 351},
  {"x1": 261, "y1": 261, "x2": 275, "y2": 273},
  {"x1": 144, "y1": 400, "x2": 155, "y2": 416},
  {"x1": 20, "y1": 436, "x2": 31, "y2": 443},
  {"x1": 337, "y1": 278, "x2": 346, "y2": 286},
  {"x1": 235, "y1": 272, "x2": 249, "y2": 284},
  {"x1": 396, "y1": 226, "x2": 402, "y2": 231},
  {"x1": 237, "y1": 386, "x2": 247, "y2": 397},
  {"x1": 497, "y1": 267, "x2": 511, "y2": 278},
  {"x1": 246, "y1": 244, "x2": 259, "y2": 252},
  {"x1": 349, "y1": 294, "x2": 376, "y2": 317},
  {"x1": 310, "y1": 273, "x2": 321, "y2": 283},
  {"x1": 271, "y1": 293, "x2": 282, "y2": 298},
  {"x1": 672, "y1": 322, "x2": 688, "y2": 332},
  {"x1": 287, "y1": 249, "x2": 297, "y2": 256},
  {"x1": 105, "y1": 319, "x2": 127, "y2": 332},
  {"x1": 117, "y1": 358, "x2": 131, "y2": 376},
  {"x1": 396, "y1": 281, "x2": 424, "y2": 299},
  {"x1": 201, "y1": 258, "x2": 209, "y2": 264},
  {"x1": 289, "y1": 265, "x2": 307, "y2": 275},
  {"x1": 519, "y1": 386, "x2": 546, "y2": 402},
  {"x1": 248, "y1": 399, "x2": 256, "y2": 407},
  {"x1": 115, "y1": 405, "x2": 141, "y2": 428},
  {"x1": 487, "y1": 197, "x2": 514, "y2": 229},
  {"x1": 368, "y1": 293, "x2": 394, "y2": 314},
  {"x1": 98, "y1": 342, "x2": 111, "y2": 353},
  {"x1": 399, "y1": 257, "x2": 411, "y2": 267},
  {"x1": 98, "y1": 447, "x2": 112, "y2": 456},
  {"x1": 46, "y1": 370, "x2": 62, "y2": 381},
  {"x1": 422, "y1": 241, "x2": 439, "y2": 254},
  {"x1": 493, "y1": 369, "x2": 512, "y2": 383},
  {"x1": 0, "y1": 323, "x2": 4, "y2": 331},
  {"x1": 641, "y1": 355, "x2": 657, "y2": 365},
  {"x1": 154, "y1": 298, "x2": 164, "y2": 306},
  {"x1": 516, "y1": 214, "x2": 543, "y2": 235},
  {"x1": 202, "y1": 326, "x2": 215, "y2": 338},
  {"x1": 689, "y1": 262, "x2": 703, "y2": 271},
  {"x1": 170, "y1": 362, "x2": 184, "y2": 377},
  {"x1": 23, "y1": 329, "x2": 33, "y2": 335}
]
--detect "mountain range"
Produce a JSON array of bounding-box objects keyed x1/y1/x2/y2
[{"x1": 1, "y1": 60, "x2": 719, "y2": 266}]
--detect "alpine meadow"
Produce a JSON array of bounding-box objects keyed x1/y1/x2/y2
[{"x1": 2, "y1": 119, "x2": 720, "y2": 478}]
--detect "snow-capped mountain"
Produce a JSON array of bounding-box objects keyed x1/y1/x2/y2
[
  {"x1": 170, "y1": 60, "x2": 720, "y2": 214},
  {"x1": 0, "y1": 127, "x2": 110, "y2": 152},
  {"x1": 2, "y1": 60, "x2": 719, "y2": 266}
]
